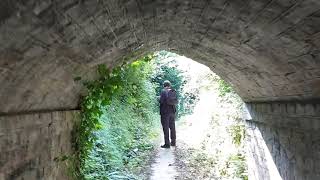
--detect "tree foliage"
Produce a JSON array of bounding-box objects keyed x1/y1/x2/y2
[{"x1": 151, "y1": 51, "x2": 199, "y2": 118}]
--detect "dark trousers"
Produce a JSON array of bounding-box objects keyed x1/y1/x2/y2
[{"x1": 161, "y1": 113, "x2": 176, "y2": 145}]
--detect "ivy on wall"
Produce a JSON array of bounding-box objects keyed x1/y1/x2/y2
[{"x1": 70, "y1": 55, "x2": 159, "y2": 179}]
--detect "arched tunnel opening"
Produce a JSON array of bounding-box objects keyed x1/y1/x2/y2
[
  {"x1": 0, "y1": 0, "x2": 320, "y2": 179},
  {"x1": 74, "y1": 50, "x2": 249, "y2": 179}
]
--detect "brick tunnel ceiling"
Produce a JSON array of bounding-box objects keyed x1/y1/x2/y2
[{"x1": 0, "y1": 0, "x2": 320, "y2": 113}]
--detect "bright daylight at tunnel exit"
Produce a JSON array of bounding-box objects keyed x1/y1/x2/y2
[{"x1": 0, "y1": 0, "x2": 320, "y2": 180}]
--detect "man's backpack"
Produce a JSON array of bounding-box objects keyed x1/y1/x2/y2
[{"x1": 166, "y1": 89, "x2": 178, "y2": 106}]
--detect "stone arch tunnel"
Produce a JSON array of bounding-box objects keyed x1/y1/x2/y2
[{"x1": 0, "y1": 0, "x2": 320, "y2": 179}]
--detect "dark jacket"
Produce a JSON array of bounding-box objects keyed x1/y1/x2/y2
[{"x1": 160, "y1": 88, "x2": 176, "y2": 116}]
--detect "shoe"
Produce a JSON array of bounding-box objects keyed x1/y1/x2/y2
[
  {"x1": 160, "y1": 144, "x2": 170, "y2": 148},
  {"x1": 170, "y1": 142, "x2": 176, "y2": 146}
]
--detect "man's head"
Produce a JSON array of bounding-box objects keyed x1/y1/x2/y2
[{"x1": 163, "y1": 80, "x2": 171, "y2": 88}]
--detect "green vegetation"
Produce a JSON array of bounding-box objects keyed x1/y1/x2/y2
[
  {"x1": 217, "y1": 78, "x2": 233, "y2": 97},
  {"x1": 72, "y1": 55, "x2": 160, "y2": 179},
  {"x1": 229, "y1": 124, "x2": 246, "y2": 147},
  {"x1": 71, "y1": 52, "x2": 199, "y2": 179},
  {"x1": 68, "y1": 51, "x2": 246, "y2": 180},
  {"x1": 225, "y1": 153, "x2": 248, "y2": 180},
  {"x1": 217, "y1": 79, "x2": 247, "y2": 180},
  {"x1": 217, "y1": 79, "x2": 248, "y2": 180},
  {"x1": 174, "y1": 72, "x2": 248, "y2": 180},
  {"x1": 151, "y1": 51, "x2": 199, "y2": 117}
]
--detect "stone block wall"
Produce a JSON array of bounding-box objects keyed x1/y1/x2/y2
[
  {"x1": 246, "y1": 102, "x2": 320, "y2": 180},
  {"x1": 1, "y1": 0, "x2": 320, "y2": 113},
  {"x1": 0, "y1": 110, "x2": 79, "y2": 180}
]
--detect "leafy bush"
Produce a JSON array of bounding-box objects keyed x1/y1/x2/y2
[
  {"x1": 225, "y1": 154, "x2": 248, "y2": 180},
  {"x1": 228, "y1": 124, "x2": 246, "y2": 147},
  {"x1": 217, "y1": 79, "x2": 233, "y2": 97},
  {"x1": 72, "y1": 55, "x2": 160, "y2": 179},
  {"x1": 216, "y1": 77, "x2": 247, "y2": 180}
]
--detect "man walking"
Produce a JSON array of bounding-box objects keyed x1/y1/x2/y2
[{"x1": 159, "y1": 80, "x2": 177, "y2": 148}]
